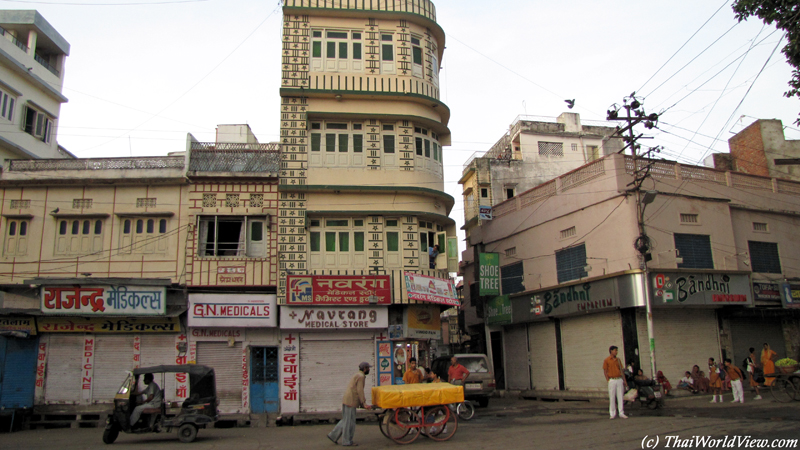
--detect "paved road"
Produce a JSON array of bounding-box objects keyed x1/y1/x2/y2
[{"x1": 2, "y1": 394, "x2": 799, "y2": 450}]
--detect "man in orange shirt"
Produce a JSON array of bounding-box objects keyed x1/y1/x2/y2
[
  {"x1": 602, "y1": 345, "x2": 628, "y2": 419},
  {"x1": 447, "y1": 356, "x2": 470, "y2": 385},
  {"x1": 723, "y1": 358, "x2": 745, "y2": 403},
  {"x1": 403, "y1": 357, "x2": 423, "y2": 384}
]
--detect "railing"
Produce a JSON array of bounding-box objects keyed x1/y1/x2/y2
[
  {"x1": 283, "y1": 0, "x2": 437, "y2": 22},
  {"x1": 34, "y1": 53, "x2": 59, "y2": 77},
  {"x1": 462, "y1": 151, "x2": 486, "y2": 173},
  {"x1": 0, "y1": 25, "x2": 28, "y2": 52},
  {"x1": 8, "y1": 156, "x2": 184, "y2": 171},
  {"x1": 305, "y1": 73, "x2": 440, "y2": 100},
  {"x1": 189, "y1": 143, "x2": 280, "y2": 173}
]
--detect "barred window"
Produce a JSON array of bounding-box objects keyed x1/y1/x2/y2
[
  {"x1": 748, "y1": 241, "x2": 781, "y2": 274},
  {"x1": 73, "y1": 199, "x2": 92, "y2": 209},
  {"x1": 555, "y1": 243, "x2": 587, "y2": 283},
  {"x1": 538, "y1": 142, "x2": 564, "y2": 157},
  {"x1": 560, "y1": 226, "x2": 576, "y2": 239},
  {"x1": 502, "y1": 261, "x2": 525, "y2": 294},
  {"x1": 674, "y1": 233, "x2": 713, "y2": 269},
  {"x1": 203, "y1": 194, "x2": 217, "y2": 208},
  {"x1": 10, "y1": 199, "x2": 30, "y2": 209},
  {"x1": 136, "y1": 198, "x2": 157, "y2": 208},
  {"x1": 226, "y1": 194, "x2": 240, "y2": 208},
  {"x1": 680, "y1": 213, "x2": 698, "y2": 224}
]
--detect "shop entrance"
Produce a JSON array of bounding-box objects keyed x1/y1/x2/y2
[{"x1": 250, "y1": 347, "x2": 279, "y2": 414}]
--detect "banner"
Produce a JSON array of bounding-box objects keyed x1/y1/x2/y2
[
  {"x1": 478, "y1": 253, "x2": 500, "y2": 296},
  {"x1": 280, "y1": 306, "x2": 388, "y2": 329},
  {"x1": 40, "y1": 285, "x2": 166, "y2": 316},
  {"x1": 38, "y1": 316, "x2": 180, "y2": 333},
  {"x1": 404, "y1": 272, "x2": 459, "y2": 306},
  {"x1": 286, "y1": 275, "x2": 392, "y2": 305},
  {"x1": 188, "y1": 294, "x2": 276, "y2": 327}
]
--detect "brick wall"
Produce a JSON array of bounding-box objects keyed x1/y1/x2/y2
[{"x1": 728, "y1": 120, "x2": 769, "y2": 176}]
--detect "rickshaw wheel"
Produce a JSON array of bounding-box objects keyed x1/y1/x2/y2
[
  {"x1": 387, "y1": 408, "x2": 420, "y2": 445},
  {"x1": 178, "y1": 424, "x2": 198, "y2": 443},
  {"x1": 771, "y1": 379, "x2": 795, "y2": 403},
  {"x1": 425, "y1": 406, "x2": 457, "y2": 442},
  {"x1": 102, "y1": 426, "x2": 119, "y2": 444}
]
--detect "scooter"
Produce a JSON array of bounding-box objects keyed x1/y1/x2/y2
[{"x1": 624, "y1": 369, "x2": 665, "y2": 410}]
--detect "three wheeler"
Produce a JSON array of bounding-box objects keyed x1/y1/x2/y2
[{"x1": 102, "y1": 364, "x2": 219, "y2": 444}]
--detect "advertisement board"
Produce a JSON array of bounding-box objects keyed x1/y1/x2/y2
[
  {"x1": 40, "y1": 285, "x2": 166, "y2": 316},
  {"x1": 188, "y1": 294, "x2": 277, "y2": 327},
  {"x1": 286, "y1": 275, "x2": 392, "y2": 305},
  {"x1": 404, "y1": 272, "x2": 459, "y2": 306}
]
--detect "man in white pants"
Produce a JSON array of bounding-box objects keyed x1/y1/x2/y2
[
  {"x1": 603, "y1": 345, "x2": 628, "y2": 419},
  {"x1": 724, "y1": 358, "x2": 745, "y2": 403}
]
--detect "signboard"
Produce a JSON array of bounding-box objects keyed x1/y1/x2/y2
[
  {"x1": 286, "y1": 275, "x2": 392, "y2": 305},
  {"x1": 487, "y1": 295, "x2": 512, "y2": 325},
  {"x1": 377, "y1": 340, "x2": 393, "y2": 386},
  {"x1": 651, "y1": 273, "x2": 752, "y2": 306},
  {"x1": 404, "y1": 272, "x2": 459, "y2": 306},
  {"x1": 478, "y1": 253, "x2": 500, "y2": 296},
  {"x1": 41, "y1": 285, "x2": 166, "y2": 316},
  {"x1": 479, "y1": 206, "x2": 493, "y2": 220},
  {"x1": 280, "y1": 306, "x2": 388, "y2": 330},
  {"x1": 404, "y1": 304, "x2": 441, "y2": 339},
  {"x1": 388, "y1": 324, "x2": 403, "y2": 339},
  {"x1": 753, "y1": 283, "x2": 782, "y2": 302},
  {"x1": 189, "y1": 328, "x2": 245, "y2": 342},
  {"x1": 0, "y1": 316, "x2": 37, "y2": 336},
  {"x1": 217, "y1": 266, "x2": 246, "y2": 284},
  {"x1": 37, "y1": 316, "x2": 180, "y2": 333},
  {"x1": 188, "y1": 294, "x2": 276, "y2": 328},
  {"x1": 279, "y1": 333, "x2": 299, "y2": 414},
  {"x1": 781, "y1": 283, "x2": 800, "y2": 309}
]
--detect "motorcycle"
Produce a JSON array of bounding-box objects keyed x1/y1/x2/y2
[{"x1": 624, "y1": 369, "x2": 664, "y2": 410}]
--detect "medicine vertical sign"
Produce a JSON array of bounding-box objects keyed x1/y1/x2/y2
[{"x1": 479, "y1": 252, "x2": 500, "y2": 296}]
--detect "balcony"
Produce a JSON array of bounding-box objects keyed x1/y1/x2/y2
[{"x1": 188, "y1": 142, "x2": 280, "y2": 174}]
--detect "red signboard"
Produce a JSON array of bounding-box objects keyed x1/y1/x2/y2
[{"x1": 286, "y1": 275, "x2": 392, "y2": 305}]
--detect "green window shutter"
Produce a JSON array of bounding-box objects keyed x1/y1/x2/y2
[
  {"x1": 353, "y1": 134, "x2": 363, "y2": 153},
  {"x1": 354, "y1": 232, "x2": 364, "y2": 251},
  {"x1": 382, "y1": 44, "x2": 393, "y2": 61},
  {"x1": 353, "y1": 43, "x2": 362, "y2": 60},
  {"x1": 310, "y1": 232, "x2": 320, "y2": 252},
  {"x1": 326, "y1": 134, "x2": 336, "y2": 152},
  {"x1": 412, "y1": 46, "x2": 422, "y2": 65},
  {"x1": 312, "y1": 41, "x2": 322, "y2": 58},
  {"x1": 383, "y1": 135, "x2": 395, "y2": 154},
  {"x1": 325, "y1": 232, "x2": 336, "y2": 252},
  {"x1": 327, "y1": 42, "x2": 336, "y2": 58},
  {"x1": 339, "y1": 42, "x2": 348, "y2": 59},
  {"x1": 338, "y1": 134, "x2": 349, "y2": 152},
  {"x1": 387, "y1": 232, "x2": 399, "y2": 251},
  {"x1": 339, "y1": 232, "x2": 349, "y2": 251},
  {"x1": 311, "y1": 133, "x2": 321, "y2": 152}
]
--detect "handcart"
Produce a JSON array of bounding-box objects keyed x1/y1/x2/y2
[
  {"x1": 372, "y1": 383, "x2": 463, "y2": 445},
  {"x1": 764, "y1": 370, "x2": 800, "y2": 403}
]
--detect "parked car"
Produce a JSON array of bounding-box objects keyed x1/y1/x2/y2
[{"x1": 431, "y1": 354, "x2": 495, "y2": 407}]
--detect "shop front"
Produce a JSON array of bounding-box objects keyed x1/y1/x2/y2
[
  {"x1": 0, "y1": 316, "x2": 38, "y2": 410},
  {"x1": 389, "y1": 304, "x2": 442, "y2": 384}
]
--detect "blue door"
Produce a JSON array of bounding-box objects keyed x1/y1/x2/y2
[
  {"x1": 250, "y1": 347, "x2": 279, "y2": 414},
  {"x1": 0, "y1": 336, "x2": 39, "y2": 409}
]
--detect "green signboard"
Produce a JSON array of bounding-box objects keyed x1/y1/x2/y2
[
  {"x1": 479, "y1": 252, "x2": 500, "y2": 296},
  {"x1": 487, "y1": 295, "x2": 512, "y2": 325}
]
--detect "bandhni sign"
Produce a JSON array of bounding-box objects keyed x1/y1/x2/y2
[
  {"x1": 286, "y1": 275, "x2": 392, "y2": 305},
  {"x1": 652, "y1": 273, "x2": 752, "y2": 305},
  {"x1": 404, "y1": 272, "x2": 459, "y2": 306},
  {"x1": 188, "y1": 294, "x2": 277, "y2": 328},
  {"x1": 280, "y1": 306, "x2": 388, "y2": 330},
  {"x1": 40, "y1": 285, "x2": 166, "y2": 316},
  {"x1": 478, "y1": 253, "x2": 500, "y2": 296}
]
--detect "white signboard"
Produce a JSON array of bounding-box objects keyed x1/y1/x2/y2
[
  {"x1": 280, "y1": 306, "x2": 388, "y2": 330},
  {"x1": 41, "y1": 285, "x2": 166, "y2": 316},
  {"x1": 479, "y1": 206, "x2": 493, "y2": 220},
  {"x1": 188, "y1": 294, "x2": 277, "y2": 328}
]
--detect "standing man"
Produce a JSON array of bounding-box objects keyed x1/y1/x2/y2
[
  {"x1": 723, "y1": 358, "x2": 745, "y2": 403},
  {"x1": 602, "y1": 346, "x2": 627, "y2": 419},
  {"x1": 403, "y1": 357, "x2": 422, "y2": 384},
  {"x1": 447, "y1": 356, "x2": 470, "y2": 385},
  {"x1": 428, "y1": 244, "x2": 440, "y2": 269},
  {"x1": 328, "y1": 362, "x2": 373, "y2": 446},
  {"x1": 130, "y1": 373, "x2": 162, "y2": 427},
  {"x1": 746, "y1": 347, "x2": 762, "y2": 400}
]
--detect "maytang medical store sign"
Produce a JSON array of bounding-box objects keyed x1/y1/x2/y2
[{"x1": 479, "y1": 253, "x2": 500, "y2": 296}]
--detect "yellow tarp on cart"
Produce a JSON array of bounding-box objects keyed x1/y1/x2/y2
[{"x1": 372, "y1": 383, "x2": 464, "y2": 409}]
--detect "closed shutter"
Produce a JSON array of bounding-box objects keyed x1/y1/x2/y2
[
  {"x1": 197, "y1": 342, "x2": 243, "y2": 414},
  {"x1": 729, "y1": 317, "x2": 785, "y2": 371},
  {"x1": 639, "y1": 309, "x2": 720, "y2": 383},
  {"x1": 44, "y1": 334, "x2": 83, "y2": 403},
  {"x1": 561, "y1": 311, "x2": 622, "y2": 390},
  {"x1": 503, "y1": 325, "x2": 529, "y2": 390},
  {"x1": 139, "y1": 334, "x2": 180, "y2": 403},
  {"x1": 93, "y1": 335, "x2": 134, "y2": 404},
  {"x1": 0, "y1": 336, "x2": 38, "y2": 408},
  {"x1": 300, "y1": 335, "x2": 374, "y2": 413},
  {"x1": 528, "y1": 321, "x2": 559, "y2": 391}
]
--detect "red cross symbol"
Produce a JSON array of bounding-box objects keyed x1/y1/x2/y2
[
  {"x1": 285, "y1": 334, "x2": 296, "y2": 344},
  {"x1": 376, "y1": 333, "x2": 387, "y2": 341}
]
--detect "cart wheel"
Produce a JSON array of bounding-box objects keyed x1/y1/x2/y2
[
  {"x1": 424, "y1": 406, "x2": 458, "y2": 442},
  {"x1": 178, "y1": 424, "x2": 198, "y2": 443},
  {"x1": 771, "y1": 379, "x2": 795, "y2": 403},
  {"x1": 456, "y1": 401, "x2": 475, "y2": 420},
  {"x1": 387, "y1": 408, "x2": 420, "y2": 445},
  {"x1": 789, "y1": 376, "x2": 800, "y2": 402},
  {"x1": 102, "y1": 425, "x2": 120, "y2": 444},
  {"x1": 377, "y1": 410, "x2": 392, "y2": 438},
  {"x1": 647, "y1": 399, "x2": 659, "y2": 410}
]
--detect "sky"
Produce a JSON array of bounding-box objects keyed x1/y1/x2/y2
[{"x1": 7, "y1": 0, "x2": 799, "y2": 254}]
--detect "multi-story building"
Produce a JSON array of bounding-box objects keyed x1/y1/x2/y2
[
  {"x1": 278, "y1": 0, "x2": 458, "y2": 415},
  {"x1": 0, "y1": 11, "x2": 72, "y2": 164}
]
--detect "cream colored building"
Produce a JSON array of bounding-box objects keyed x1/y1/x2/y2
[{"x1": 0, "y1": 11, "x2": 72, "y2": 164}]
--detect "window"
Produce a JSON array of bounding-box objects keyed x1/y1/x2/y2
[
  {"x1": 753, "y1": 222, "x2": 768, "y2": 232},
  {"x1": 73, "y1": 199, "x2": 93, "y2": 209},
  {"x1": 411, "y1": 36, "x2": 423, "y2": 78},
  {"x1": 22, "y1": 104, "x2": 53, "y2": 143},
  {"x1": 120, "y1": 216, "x2": 171, "y2": 255},
  {"x1": 505, "y1": 247, "x2": 516, "y2": 257},
  {"x1": 0, "y1": 86, "x2": 16, "y2": 122},
  {"x1": 310, "y1": 29, "x2": 363, "y2": 72},
  {"x1": 680, "y1": 213, "x2": 699, "y2": 224},
  {"x1": 538, "y1": 141, "x2": 564, "y2": 157},
  {"x1": 383, "y1": 135, "x2": 395, "y2": 154},
  {"x1": 413, "y1": 126, "x2": 442, "y2": 168},
  {"x1": 9, "y1": 199, "x2": 30, "y2": 209},
  {"x1": 587, "y1": 145, "x2": 600, "y2": 161},
  {"x1": 55, "y1": 218, "x2": 104, "y2": 256},
  {"x1": 197, "y1": 216, "x2": 267, "y2": 257},
  {"x1": 5, "y1": 219, "x2": 29, "y2": 256},
  {"x1": 560, "y1": 226, "x2": 576, "y2": 239},
  {"x1": 505, "y1": 187, "x2": 516, "y2": 200},
  {"x1": 381, "y1": 34, "x2": 393, "y2": 61},
  {"x1": 480, "y1": 188, "x2": 488, "y2": 198},
  {"x1": 748, "y1": 241, "x2": 781, "y2": 273},
  {"x1": 674, "y1": 233, "x2": 713, "y2": 269},
  {"x1": 309, "y1": 121, "x2": 365, "y2": 167},
  {"x1": 501, "y1": 261, "x2": 525, "y2": 295},
  {"x1": 136, "y1": 198, "x2": 157, "y2": 208},
  {"x1": 555, "y1": 243, "x2": 587, "y2": 283},
  {"x1": 309, "y1": 217, "x2": 367, "y2": 269},
  {"x1": 387, "y1": 232, "x2": 399, "y2": 251}
]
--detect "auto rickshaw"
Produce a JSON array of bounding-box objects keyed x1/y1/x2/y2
[{"x1": 102, "y1": 364, "x2": 219, "y2": 444}]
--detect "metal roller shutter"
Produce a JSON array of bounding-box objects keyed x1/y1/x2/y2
[
  {"x1": 561, "y1": 311, "x2": 623, "y2": 390},
  {"x1": 0, "y1": 336, "x2": 38, "y2": 408},
  {"x1": 93, "y1": 335, "x2": 134, "y2": 404},
  {"x1": 729, "y1": 317, "x2": 786, "y2": 371},
  {"x1": 528, "y1": 321, "x2": 559, "y2": 391},
  {"x1": 44, "y1": 334, "x2": 83, "y2": 403},
  {"x1": 300, "y1": 335, "x2": 374, "y2": 413},
  {"x1": 503, "y1": 325, "x2": 530, "y2": 390},
  {"x1": 647, "y1": 309, "x2": 720, "y2": 383},
  {"x1": 197, "y1": 342, "x2": 243, "y2": 414},
  {"x1": 139, "y1": 334, "x2": 181, "y2": 403}
]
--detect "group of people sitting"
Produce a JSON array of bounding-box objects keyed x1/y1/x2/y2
[{"x1": 401, "y1": 356, "x2": 471, "y2": 385}]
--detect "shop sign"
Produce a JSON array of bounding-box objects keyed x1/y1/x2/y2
[
  {"x1": 280, "y1": 333, "x2": 300, "y2": 414},
  {"x1": 652, "y1": 273, "x2": 752, "y2": 305},
  {"x1": 377, "y1": 340, "x2": 393, "y2": 386},
  {"x1": 479, "y1": 206, "x2": 493, "y2": 220},
  {"x1": 189, "y1": 328, "x2": 245, "y2": 342},
  {"x1": 40, "y1": 285, "x2": 166, "y2": 316},
  {"x1": 241, "y1": 345, "x2": 249, "y2": 412},
  {"x1": 217, "y1": 266, "x2": 246, "y2": 284},
  {"x1": 34, "y1": 340, "x2": 47, "y2": 403},
  {"x1": 511, "y1": 275, "x2": 634, "y2": 322},
  {"x1": 188, "y1": 294, "x2": 276, "y2": 328},
  {"x1": 37, "y1": 316, "x2": 180, "y2": 333},
  {"x1": 404, "y1": 304, "x2": 441, "y2": 339},
  {"x1": 280, "y1": 306, "x2": 388, "y2": 330},
  {"x1": 781, "y1": 284, "x2": 800, "y2": 309},
  {"x1": 286, "y1": 275, "x2": 391, "y2": 305},
  {"x1": 174, "y1": 335, "x2": 188, "y2": 402},
  {"x1": 0, "y1": 316, "x2": 37, "y2": 336},
  {"x1": 478, "y1": 253, "x2": 500, "y2": 296},
  {"x1": 81, "y1": 336, "x2": 95, "y2": 405},
  {"x1": 388, "y1": 324, "x2": 403, "y2": 339},
  {"x1": 753, "y1": 283, "x2": 782, "y2": 302},
  {"x1": 487, "y1": 295, "x2": 512, "y2": 325},
  {"x1": 404, "y1": 272, "x2": 459, "y2": 306}
]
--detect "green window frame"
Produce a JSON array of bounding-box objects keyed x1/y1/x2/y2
[
  {"x1": 382, "y1": 44, "x2": 393, "y2": 61},
  {"x1": 326, "y1": 134, "x2": 336, "y2": 152},
  {"x1": 387, "y1": 232, "x2": 399, "y2": 252},
  {"x1": 383, "y1": 135, "x2": 395, "y2": 154},
  {"x1": 412, "y1": 46, "x2": 422, "y2": 65},
  {"x1": 424, "y1": 139, "x2": 430, "y2": 158},
  {"x1": 327, "y1": 41, "x2": 336, "y2": 58},
  {"x1": 339, "y1": 232, "x2": 349, "y2": 251},
  {"x1": 325, "y1": 232, "x2": 336, "y2": 252},
  {"x1": 339, "y1": 42, "x2": 347, "y2": 59},
  {"x1": 353, "y1": 134, "x2": 363, "y2": 153},
  {"x1": 312, "y1": 41, "x2": 322, "y2": 58},
  {"x1": 354, "y1": 232, "x2": 364, "y2": 251},
  {"x1": 311, "y1": 133, "x2": 321, "y2": 152},
  {"x1": 353, "y1": 42, "x2": 362, "y2": 60},
  {"x1": 310, "y1": 232, "x2": 320, "y2": 251},
  {"x1": 415, "y1": 137, "x2": 423, "y2": 156},
  {"x1": 338, "y1": 134, "x2": 349, "y2": 152}
]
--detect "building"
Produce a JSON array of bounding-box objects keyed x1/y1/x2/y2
[
  {"x1": 461, "y1": 150, "x2": 800, "y2": 397},
  {"x1": 722, "y1": 118, "x2": 800, "y2": 181},
  {"x1": 277, "y1": 0, "x2": 458, "y2": 416},
  {"x1": 0, "y1": 11, "x2": 73, "y2": 164}
]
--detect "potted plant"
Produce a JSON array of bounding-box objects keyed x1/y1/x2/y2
[{"x1": 775, "y1": 358, "x2": 798, "y2": 374}]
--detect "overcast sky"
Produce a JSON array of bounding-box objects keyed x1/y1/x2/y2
[{"x1": 8, "y1": 0, "x2": 799, "y2": 252}]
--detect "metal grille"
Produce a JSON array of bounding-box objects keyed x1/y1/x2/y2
[
  {"x1": 505, "y1": 247, "x2": 516, "y2": 257},
  {"x1": 537, "y1": 142, "x2": 563, "y2": 157},
  {"x1": 136, "y1": 198, "x2": 157, "y2": 208},
  {"x1": 560, "y1": 226, "x2": 576, "y2": 239},
  {"x1": 8, "y1": 157, "x2": 184, "y2": 171},
  {"x1": 226, "y1": 194, "x2": 240, "y2": 208},
  {"x1": 679, "y1": 214, "x2": 698, "y2": 223},
  {"x1": 249, "y1": 194, "x2": 264, "y2": 208},
  {"x1": 501, "y1": 262, "x2": 525, "y2": 295},
  {"x1": 555, "y1": 244, "x2": 587, "y2": 284},
  {"x1": 188, "y1": 145, "x2": 280, "y2": 173},
  {"x1": 748, "y1": 241, "x2": 781, "y2": 274},
  {"x1": 9, "y1": 200, "x2": 30, "y2": 209},
  {"x1": 252, "y1": 347, "x2": 279, "y2": 383},
  {"x1": 753, "y1": 222, "x2": 768, "y2": 232},
  {"x1": 72, "y1": 199, "x2": 92, "y2": 209},
  {"x1": 674, "y1": 233, "x2": 713, "y2": 269},
  {"x1": 202, "y1": 194, "x2": 217, "y2": 208}
]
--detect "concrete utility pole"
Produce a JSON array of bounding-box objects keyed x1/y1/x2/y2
[{"x1": 607, "y1": 93, "x2": 661, "y2": 379}]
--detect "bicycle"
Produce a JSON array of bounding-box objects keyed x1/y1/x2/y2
[{"x1": 449, "y1": 375, "x2": 475, "y2": 420}]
